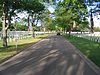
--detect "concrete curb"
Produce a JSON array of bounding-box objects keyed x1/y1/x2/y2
[{"x1": 75, "y1": 48, "x2": 100, "y2": 75}]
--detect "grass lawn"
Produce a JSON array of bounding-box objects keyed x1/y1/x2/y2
[
  {"x1": 0, "y1": 34, "x2": 49, "y2": 60},
  {"x1": 63, "y1": 34, "x2": 100, "y2": 68}
]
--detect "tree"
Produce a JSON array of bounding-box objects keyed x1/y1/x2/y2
[
  {"x1": 0, "y1": 22, "x2": 2, "y2": 31},
  {"x1": 0, "y1": 0, "x2": 23, "y2": 47},
  {"x1": 37, "y1": 9, "x2": 55, "y2": 31},
  {"x1": 85, "y1": 0, "x2": 100, "y2": 33},
  {"x1": 0, "y1": 0, "x2": 45, "y2": 47},
  {"x1": 20, "y1": 0, "x2": 45, "y2": 37},
  {"x1": 54, "y1": 0, "x2": 88, "y2": 36}
]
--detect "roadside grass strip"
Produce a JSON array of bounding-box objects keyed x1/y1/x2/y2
[
  {"x1": 0, "y1": 34, "x2": 49, "y2": 60},
  {"x1": 63, "y1": 34, "x2": 100, "y2": 68}
]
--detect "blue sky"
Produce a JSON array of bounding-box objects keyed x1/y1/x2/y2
[
  {"x1": 86, "y1": 1, "x2": 100, "y2": 27},
  {"x1": 48, "y1": 6, "x2": 55, "y2": 13}
]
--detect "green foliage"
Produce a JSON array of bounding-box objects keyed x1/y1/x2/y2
[
  {"x1": 16, "y1": 23, "x2": 28, "y2": 31},
  {"x1": 21, "y1": 0, "x2": 45, "y2": 13},
  {"x1": 33, "y1": 26, "x2": 40, "y2": 31},
  {"x1": 9, "y1": 22, "x2": 28, "y2": 31},
  {"x1": 94, "y1": 27, "x2": 100, "y2": 32},
  {"x1": 0, "y1": 22, "x2": 2, "y2": 31},
  {"x1": 54, "y1": 0, "x2": 89, "y2": 32},
  {"x1": 9, "y1": 24, "x2": 14, "y2": 31},
  {"x1": 37, "y1": 9, "x2": 53, "y2": 31}
]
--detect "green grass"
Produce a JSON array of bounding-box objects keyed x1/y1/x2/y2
[
  {"x1": 0, "y1": 34, "x2": 49, "y2": 60},
  {"x1": 63, "y1": 34, "x2": 100, "y2": 68}
]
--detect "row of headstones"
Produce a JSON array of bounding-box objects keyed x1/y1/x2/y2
[
  {"x1": 0, "y1": 31, "x2": 33, "y2": 42},
  {"x1": 0, "y1": 31, "x2": 52, "y2": 42},
  {"x1": 72, "y1": 33, "x2": 100, "y2": 43}
]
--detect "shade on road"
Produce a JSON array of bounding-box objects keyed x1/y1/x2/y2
[{"x1": 0, "y1": 35, "x2": 100, "y2": 75}]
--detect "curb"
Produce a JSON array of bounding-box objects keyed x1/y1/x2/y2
[
  {"x1": 63, "y1": 34, "x2": 100, "y2": 75},
  {"x1": 75, "y1": 48, "x2": 100, "y2": 75}
]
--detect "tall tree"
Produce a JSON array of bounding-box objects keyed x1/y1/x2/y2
[
  {"x1": 54, "y1": 0, "x2": 88, "y2": 35},
  {"x1": 85, "y1": 0, "x2": 100, "y2": 33},
  {"x1": 0, "y1": 0, "x2": 23, "y2": 47},
  {"x1": 0, "y1": 0, "x2": 45, "y2": 47}
]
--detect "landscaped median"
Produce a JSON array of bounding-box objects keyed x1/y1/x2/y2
[
  {"x1": 0, "y1": 34, "x2": 49, "y2": 61},
  {"x1": 63, "y1": 34, "x2": 100, "y2": 68}
]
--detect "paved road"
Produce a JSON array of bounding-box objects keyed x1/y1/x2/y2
[{"x1": 0, "y1": 35, "x2": 100, "y2": 75}]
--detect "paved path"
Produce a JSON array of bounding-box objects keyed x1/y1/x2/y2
[{"x1": 0, "y1": 35, "x2": 100, "y2": 75}]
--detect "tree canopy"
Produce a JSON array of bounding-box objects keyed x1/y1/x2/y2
[
  {"x1": 53, "y1": 0, "x2": 89, "y2": 33},
  {"x1": 0, "y1": 0, "x2": 45, "y2": 47}
]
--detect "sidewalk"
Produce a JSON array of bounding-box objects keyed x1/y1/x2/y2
[{"x1": 0, "y1": 35, "x2": 100, "y2": 75}]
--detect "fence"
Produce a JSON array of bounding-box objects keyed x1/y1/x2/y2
[{"x1": 70, "y1": 32, "x2": 100, "y2": 43}]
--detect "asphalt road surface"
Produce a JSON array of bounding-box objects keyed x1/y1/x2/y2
[{"x1": 0, "y1": 35, "x2": 100, "y2": 75}]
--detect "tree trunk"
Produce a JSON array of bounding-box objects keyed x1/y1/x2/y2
[
  {"x1": 32, "y1": 22, "x2": 35, "y2": 38},
  {"x1": 2, "y1": 3, "x2": 8, "y2": 47},
  {"x1": 68, "y1": 27, "x2": 71, "y2": 37},
  {"x1": 2, "y1": 14, "x2": 7, "y2": 47},
  {"x1": 8, "y1": 9, "x2": 15, "y2": 29},
  {"x1": 81, "y1": 31, "x2": 82, "y2": 34},
  {"x1": 36, "y1": 19, "x2": 39, "y2": 26},
  {"x1": 68, "y1": 30, "x2": 71, "y2": 37},
  {"x1": 28, "y1": 15, "x2": 30, "y2": 31},
  {"x1": 90, "y1": 12, "x2": 94, "y2": 33},
  {"x1": 32, "y1": 14, "x2": 36, "y2": 37},
  {"x1": 35, "y1": 14, "x2": 40, "y2": 26},
  {"x1": 63, "y1": 27, "x2": 66, "y2": 33}
]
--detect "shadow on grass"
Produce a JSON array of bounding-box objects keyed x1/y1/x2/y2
[
  {"x1": 63, "y1": 34, "x2": 100, "y2": 68},
  {"x1": 0, "y1": 35, "x2": 48, "y2": 60},
  {"x1": 0, "y1": 42, "x2": 34, "y2": 51},
  {"x1": 0, "y1": 42, "x2": 35, "y2": 61},
  {"x1": 0, "y1": 35, "x2": 47, "y2": 51}
]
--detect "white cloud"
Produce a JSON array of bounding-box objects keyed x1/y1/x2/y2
[{"x1": 87, "y1": 15, "x2": 100, "y2": 28}]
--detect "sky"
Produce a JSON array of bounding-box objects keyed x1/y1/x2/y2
[
  {"x1": 87, "y1": 1, "x2": 100, "y2": 28},
  {"x1": 93, "y1": 14, "x2": 100, "y2": 27},
  {"x1": 48, "y1": 6, "x2": 55, "y2": 13}
]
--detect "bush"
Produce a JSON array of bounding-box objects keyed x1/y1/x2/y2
[{"x1": 94, "y1": 27, "x2": 100, "y2": 32}]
